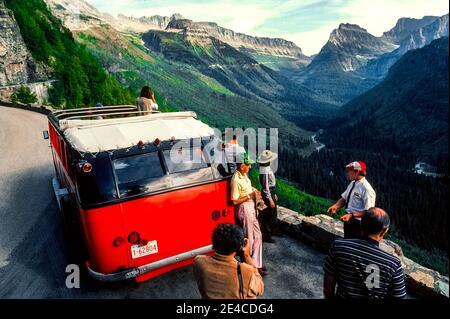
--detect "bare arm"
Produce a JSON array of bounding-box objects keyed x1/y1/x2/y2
[
  {"x1": 352, "y1": 211, "x2": 365, "y2": 218},
  {"x1": 232, "y1": 192, "x2": 255, "y2": 206},
  {"x1": 327, "y1": 197, "x2": 346, "y2": 214},
  {"x1": 323, "y1": 273, "x2": 337, "y2": 299}
]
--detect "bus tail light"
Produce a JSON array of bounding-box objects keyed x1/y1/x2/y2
[
  {"x1": 222, "y1": 208, "x2": 228, "y2": 217},
  {"x1": 77, "y1": 160, "x2": 92, "y2": 173},
  {"x1": 113, "y1": 237, "x2": 124, "y2": 247},
  {"x1": 128, "y1": 232, "x2": 141, "y2": 244},
  {"x1": 211, "y1": 210, "x2": 221, "y2": 221},
  {"x1": 82, "y1": 162, "x2": 92, "y2": 173}
]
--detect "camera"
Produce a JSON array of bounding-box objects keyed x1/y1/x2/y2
[{"x1": 237, "y1": 238, "x2": 248, "y2": 259}]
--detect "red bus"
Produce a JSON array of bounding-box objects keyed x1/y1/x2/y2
[{"x1": 46, "y1": 106, "x2": 235, "y2": 282}]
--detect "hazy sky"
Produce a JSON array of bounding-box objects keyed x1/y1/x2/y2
[{"x1": 85, "y1": 0, "x2": 449, "y2": 55}]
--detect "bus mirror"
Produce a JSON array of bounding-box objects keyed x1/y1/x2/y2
[{"x1": 43, "y1": 130, "x2": 49, "y2": 140}]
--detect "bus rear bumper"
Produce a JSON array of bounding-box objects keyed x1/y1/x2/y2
[{"x1": 86, "y1": 245, "x2": 213, "y2": 282}]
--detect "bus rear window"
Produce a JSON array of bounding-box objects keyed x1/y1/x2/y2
[
  {"x1": 163, "y1": 148, "x2": 214, "y2": 187},
  {"x1": 113, "y1": 153, "x2": 170, "y2": 197}
]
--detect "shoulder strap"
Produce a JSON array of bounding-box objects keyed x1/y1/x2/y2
[
  {"x1": 237, "y1": 262, "x2": 244, "y2": 299},
  {"x1": 344, "y1": 181, "x2": 356, "y2": 209}
]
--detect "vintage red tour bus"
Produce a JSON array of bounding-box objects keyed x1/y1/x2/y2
[{"x1": 46, "y1": 106, "x2": 235, "y2": 282}]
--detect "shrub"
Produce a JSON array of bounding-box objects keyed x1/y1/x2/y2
[{"x1": 11, "y1": 86, "x2": 38, "y2": 104}]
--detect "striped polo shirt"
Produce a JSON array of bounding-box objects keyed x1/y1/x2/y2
[{"x1": 323, "y1": 238, "x2": 406, "y2": 299}]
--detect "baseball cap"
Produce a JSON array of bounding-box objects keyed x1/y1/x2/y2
[
  {"x1": 236, "y1": 152, "x2": 255, "y2": 165},
  {"x1": 346, "y1": 161, "x2": 367, "y2": 174}
]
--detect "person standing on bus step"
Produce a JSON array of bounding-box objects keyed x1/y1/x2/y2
[
  {"x1": 137, "y1": 86, "x2": 158, "y2": 114},
  {"x1": 327, "y1": 161, "x2": 376, "y2": 238},
  {"x1": 258, "y1": 150, "x2": 282, "y2": 244},
  {"x1": 193, "y1": 223, "x2": 264, "y2": 299},
  {"x1": 230, "y1": 153, "x2": 266, "y2": 276},
  {"x1": 94, "y1": 102, "x2": 104, "y2": 120},
  {"x1": 224, "y1": 133, "x2": 245, "y2": 174}
]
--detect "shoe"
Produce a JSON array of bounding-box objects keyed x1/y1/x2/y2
[
  {"x1": 271, "y1": 229, "x2": 283, "y2": 236},
  {"x1": 258, "y1": 268, "x2": 267, "y2": 276}
]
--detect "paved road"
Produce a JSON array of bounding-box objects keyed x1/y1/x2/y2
[{"x1": 0, "y1": 106, "x2": 326, "y2": 299}]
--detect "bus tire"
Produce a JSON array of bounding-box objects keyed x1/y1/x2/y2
[{"x1": 60, "y1": 195, "x2": 88, "y2": 263}]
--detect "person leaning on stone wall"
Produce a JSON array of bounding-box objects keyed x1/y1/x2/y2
[
  {"x1": 327, "y1": 161, "x2": 376, "y2": 238},
  {"x1": 323, "y1": 207, "x2": 406, "y2": 299},
  {"x1": 230, "y1": 152, "x2": 267, "y2": 276},
  {"x1": 258, "y1": 150, "x2": 282, "y2": 244}
]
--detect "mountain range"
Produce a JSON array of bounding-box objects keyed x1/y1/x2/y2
[
  {"x1": 322, "y1": 37, "x2": 449, "y2": 162},
  {"x1": 45, "y1": 0, "x2": 311, "y2": 73},
  {"x1": 290, "y1": 14, "x2": 449, "y2": 106},
  {"x1": 3, "y1": 0, "x2": 449, "y2": 158}
]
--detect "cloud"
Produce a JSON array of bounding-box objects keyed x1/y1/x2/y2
[
  {"x1": 339, "y1": 0, "x2": 449, "y2": 36},
  {"x1": 85, "y1": 0, "x2": 449, "y2": 56}
]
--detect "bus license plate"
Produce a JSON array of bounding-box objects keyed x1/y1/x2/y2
[{"x1": 131, "y1": 240, "x2": 158, "y2": 259}]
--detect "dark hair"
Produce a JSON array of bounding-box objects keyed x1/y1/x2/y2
[
  {"x1": 212, "y1": 223, "x2": 245, "y2": 255},
  {"x1": 359, "y1": 171, "x2": 366, "y2": 176},
  {"x1": 361, "y1": 207, "x2": 390, "y2": 236},
  {"x1": 140, "y1": 86, "x2": 154, "y2": 99}
]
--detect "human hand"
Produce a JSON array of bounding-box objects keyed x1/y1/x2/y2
[
  {"x1": 340, "y1": 213, "x2": 352, "y2": 222},
  {"x1": 327, "y1": 205, "x2": 338, "y2": 214},
  {"x1": 242, "y1": 238, "x2": 250, "y2": 257},
  {"x1": 269, "y1": 199, "x2": 275, "y2": 208}
]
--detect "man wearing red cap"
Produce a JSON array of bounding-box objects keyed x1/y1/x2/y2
[{"x1": 327, "y1": 161, "x2": 376, "y2": 238}]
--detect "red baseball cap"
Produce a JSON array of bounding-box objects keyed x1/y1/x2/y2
[{"x1": 346, "y1": 161, "x2": 367, "y2": 174}]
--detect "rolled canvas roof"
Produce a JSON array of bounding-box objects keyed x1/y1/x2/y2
[{"x1": 63, "y1": 112, "x2": 215, "y2": 153}]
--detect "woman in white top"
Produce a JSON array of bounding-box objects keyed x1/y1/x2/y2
[{"x1": 137, "y1": 86, "x2": 159, "y2": 114}]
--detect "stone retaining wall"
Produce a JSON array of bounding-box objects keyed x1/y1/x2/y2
[
  {"x1": 0, "y1": 100, "x2": 52, "y2": 115},
  {"x1": 277, "y1": 206, "x2": 449, "y2": 299},
  {"x1": 0, "y1": 80, "x2": 56, "y2": 105}
]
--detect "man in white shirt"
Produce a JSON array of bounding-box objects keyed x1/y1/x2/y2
[
  {"x1": 327, "y1": 161, "x2": 376, "y2": 238},
  {"x1": 224, "y1": 135, "x2": 245, "y2": 174}
]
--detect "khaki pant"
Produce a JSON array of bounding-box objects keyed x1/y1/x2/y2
[{"x1": 235, "y1": 200, "x2": 263, "y2": 268}]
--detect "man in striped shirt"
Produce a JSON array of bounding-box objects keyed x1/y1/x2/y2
[{"x1": 323, "y1": 207, "x2": 406, "y2": 299}]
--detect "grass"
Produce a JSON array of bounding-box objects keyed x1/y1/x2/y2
[
  {"x1": 78, "y1": 32, "x2": 98, "y2": 45},
  {"x1": 197, "y1": 74, "x2": 234, "y2": 96}
]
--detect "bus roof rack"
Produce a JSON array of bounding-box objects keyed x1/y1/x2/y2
[
  {"x1": 62, "y1": 111, "x2": 213, "y2": 153},
  {"x1": 59, "y1": 111, "x2": 199, "y2": 131}
]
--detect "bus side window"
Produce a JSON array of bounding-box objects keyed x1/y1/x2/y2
[
  {"x1": 206, "y1": 141, "x2": 232, "y2": 178},
  {"x1": 162, "y1": 147, "x2": 214, "y2": 187}
]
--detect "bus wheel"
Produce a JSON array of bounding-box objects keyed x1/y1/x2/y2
[{"x1": 60, "y1": 195, "x2": 88, "y2": 264}]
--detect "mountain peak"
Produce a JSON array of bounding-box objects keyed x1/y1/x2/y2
[
  {"x1": 170, "y1": 13, "x2": 184, "y2": 21},
  {"x1": 382, "y1": 15, "x2": 439, "y2": 44},
  {"x1": 337, "y1": 23, "x2": 368, "y2": 32},
  {"x1": 328, "y1": 23, "x2": 371, "y2": 44},
  {"x1": 165, "y1": 18, "x2": 193, "y2": 30}
]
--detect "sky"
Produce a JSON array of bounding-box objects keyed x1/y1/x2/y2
[{"x1": 85, "y1": 0, "x2": 449, "y2": 55}]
